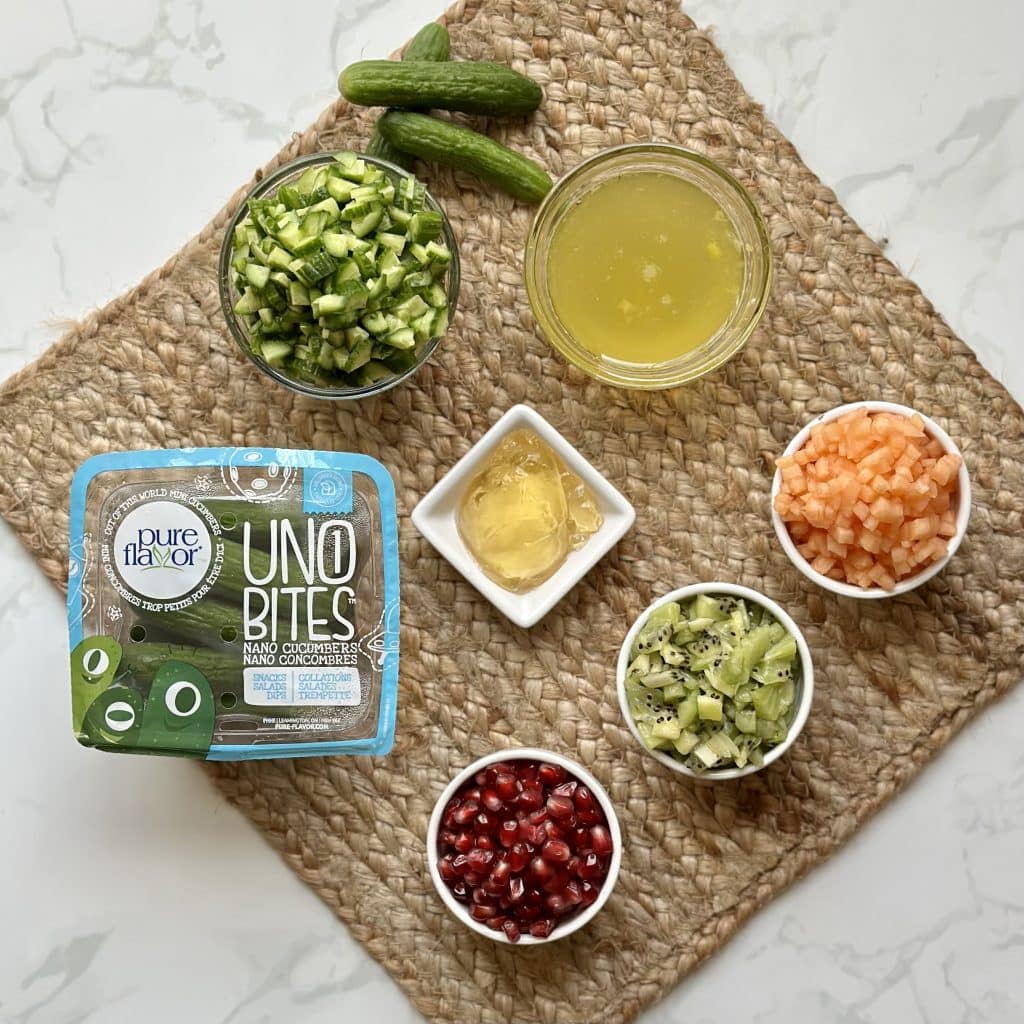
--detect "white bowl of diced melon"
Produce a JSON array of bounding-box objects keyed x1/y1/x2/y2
[
  {"x1": 770, "y1": 401, "x2": 971, "y2": 599},
  {"x1": 616, "y1": 583, "x2": 814, "y2": 781}
]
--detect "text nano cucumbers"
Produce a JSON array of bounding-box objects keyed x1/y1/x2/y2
[
  {"x1": 241, "y1": 517, "x2": 357, "y2": 643},
  {"x1": 68, "y1": 448, "x2": 401, "y2": 761}
]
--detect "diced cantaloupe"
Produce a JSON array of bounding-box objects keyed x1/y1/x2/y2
[{"x1": 775, "y1": 408, "x2": 961, "y2": 589}]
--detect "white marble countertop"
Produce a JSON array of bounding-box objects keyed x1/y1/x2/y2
[{"x1": 1, "y1": 2, "x2": 1021, "y2": 1021}]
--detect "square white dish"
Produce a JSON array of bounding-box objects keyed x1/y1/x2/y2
[{"x1": 411, "y1": 404, "x2": 635, "y2": 628}]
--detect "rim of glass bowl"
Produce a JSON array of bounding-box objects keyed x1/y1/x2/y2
[
  {"x1": 523, "y1": 143, "x2": 772, "y2": 390},
  {"x1": 217, "y1": 152, "x2": 460, "y2": 400}
]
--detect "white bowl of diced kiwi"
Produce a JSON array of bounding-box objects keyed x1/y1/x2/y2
[{"x1": 616, "y1": 583, "x2": 814, "y2": 781}]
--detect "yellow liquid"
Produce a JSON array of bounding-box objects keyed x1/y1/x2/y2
[
  {"x1": 456, "y1": 429, "x2": 603, "y2": 594},
  {"x1": 546, "y1": 172, "x2": 744, "y2": 364}
]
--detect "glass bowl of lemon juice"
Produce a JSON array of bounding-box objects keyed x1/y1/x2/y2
[{"x1": 524, "y1": 143, "x2": 772, "y2": 389}]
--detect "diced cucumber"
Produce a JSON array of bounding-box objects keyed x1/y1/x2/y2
[
  {"x1": 424, "y1": 240, "x2": 451, "y2": 264},
  {"x1": 233, "y1": 287, "x2": 262, "y2": 316},
  {"x1": 346, "y1": 338, "x2": 373, "y2": 370},
  {"x1": 261, "y1": 341, "x2": 293, "y2": 367},
  {"x1": 425, "y1": 282, "x2": 448, "y2": 308},
  {"x1": 351, "y1": 207, "x2": 384, "y2": 238},
  {"x1": 377, "y1": 232, "x2": 406, "y2": 254},
  {"x1": 384, "y1": 327, "x2": 416, "y2": 349},
  {"x1": 408, "y1": 211, "x2": 443, "y2": 243},
  {"x1": 245, "y1": 263, "x2": 271, "y2": 289},
  {"x1": 322, "y1": 232, "x2": 351, "y2": 258}
]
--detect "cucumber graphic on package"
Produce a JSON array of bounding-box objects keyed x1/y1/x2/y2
[
  {"x1": 70, "y1": 635, "x2": 123, "y2": 734},
  {"x1": 81, "y1": 685, "x2": 144, "y2": 749},
  {"x1": 136, "y1": 660, "x2": 216, "y2": 755}
]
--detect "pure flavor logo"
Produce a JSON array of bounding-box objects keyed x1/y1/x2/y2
[
  {"x1": 121, "y1": 526, "x2": 204, "y2": 571},
  {"x1": 112, "y1": 500, "x2": 213, "y2": 601}
]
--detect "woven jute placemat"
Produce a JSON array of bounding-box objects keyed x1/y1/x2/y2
[{"x1": 3, "y1": 0, "x2": 1022, "y2": 1020}]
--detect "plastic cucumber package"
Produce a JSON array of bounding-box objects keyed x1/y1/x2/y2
[{"x1": 67, "y1": 448, "x2": 399, "y2": 760}]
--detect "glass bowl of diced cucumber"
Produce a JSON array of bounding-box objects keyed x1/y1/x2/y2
[
  {"x1": 218, "y1": 150, "x2": 460, "y2": 399},
  {"x1": 616, "y1": 582, "x2": 814, "y2": 781}
]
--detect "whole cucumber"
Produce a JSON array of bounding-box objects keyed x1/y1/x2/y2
[
  {"x1": 341, "y1": 60, "x2": 542, "y2": 117},
  {"x1": 378, "y1": 111, "x2": 552, "y2": 204},
  {"x1": 366, "y1": 23, "x2": 451, "y2": 170}
]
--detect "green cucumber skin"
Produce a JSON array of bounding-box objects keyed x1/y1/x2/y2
[
  {"x1": 123, "y1": 642, "x2": 237, "y2": 691},
  {"x1": 378, "y1": 111, "x2": 552, "y2": 204},
  {"x1": 366, "y1": 23, "x2": 451, "y2": 171},
  {"x1": 341, "y1": 61, "x2": 542, "y2": 117}
]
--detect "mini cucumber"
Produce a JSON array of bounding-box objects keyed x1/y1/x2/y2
[
  {"x1": 366, "y1": 23, "x2": 451, "y2": 171},
  {"x1": 341, "y1": 60, "x2": 542, "y2": 117},
  {"x1": 378, "y1": 111, "x2": 552, "y2": 204}
]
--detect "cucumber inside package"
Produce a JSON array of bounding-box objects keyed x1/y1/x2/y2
[{"x1": 67, "y1": 448, "x2": 399, "y2": 760}]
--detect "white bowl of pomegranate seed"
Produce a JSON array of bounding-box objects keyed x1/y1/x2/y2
[{"x1": 427, "y1": 747, "x2": 622, "y2": 944}]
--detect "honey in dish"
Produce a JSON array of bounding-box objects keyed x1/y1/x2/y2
[
  {"x1": 546, "y1": 171, "x2": 745, "y2": 364},
  {"x1": 456, "y1": 429, "x2": 603, "y2": 594}
]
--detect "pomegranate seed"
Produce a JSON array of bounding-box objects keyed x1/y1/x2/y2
[
  {"x1": 518, "y1": 902, "x2": 541, "y2": 922},
  {"x1": 474, "y1": 771, "x2": 488, "y2": 787},
  {"x1": 466, "y1": 847, "x2": 494, "y2": 873},
  {"x1": 543, "y1": 819, "x2": 567, "y2": 841},
  {"x1": 454, "y1": 830, "x2": 474, "y2": 854},
  {"x1": 438, "y1": 856, "x2": 459, "y2": 883},
  {"x1": 453, "y1": 800, "x2": 479, "y2": 826},
  {"x1": 537, "y1": 763, "x2": 567, "y2": 786},
  {"x1": 541, "y1": 869, "x2": 570, "y2": 894},
  {"x1": 567, "y1": 855, "x2": 581, "y2": 876},
  {"x1": 473, "y1": 810, "x2": 493, "y2": 834},
  {"x1": 502, "y1": 919, "x2": 521, "y2": 943},
  {"x1": 546, "y1": 794, "x2": 575, "y2": 821},
  {"x1": 564, "y1": 880, "x2": 583, "y2": 906},
  {"x1": 579, "y1": 881, "x2": 600, "y2": 906},
  {"x1": 489, "y1": 858, "x2": 512, "y2": 890},
  {"x1": 443, "y1": 805, "x2": 459, "y2": 830},
  {"x1": 576, "y1": 806, "x2": 602, "y2": 827},
  {"x1": 472, "y1": 886, "x2": 494, "y2": 905},
  {"x1": 476, "y1": 835, "x2": 496, "y2": 852},
  {"x1": 571, "y1": 826, "x2": 590, "y2": 847},
  {"x1": 486, "y1": 915, "x2": 507, "y2": 932},
  {"x1": 589, "y1": 825, "x2": 613, "y2": 856},
  {"x1": 451, "y1": 853, "x2": 470, "y2": 875},
  {"x1": 470, "y1": 902, "x2": 497, "y2": 922},
  {"x1": 495, "y1": 773, "x2": 519, "y2": 800},
  {"x1": 440, "y1": 829, "x2": 458, "y2": 848},
  {"x1": 508, "y1": 876, "x2": 525, "y2": 903},
  {"x1": 528, "y1": 855, "x2": 554, "y2": 886},
  {"x1": 451, "y1": 881, "x2": 471, "y2": 903},
  {"x1": 526, "y1": 807, "x2": 549, "y2": 826},
  {"x1": 517, "y1": 785, "x2": 544, "y2": 811},
  {"x1": 520, "y1": 823, "x2": 547, "y2": 848},
  {"x1": 546, "y1": 893, "x2": 570, "y2": 917},
  {"x1": 518, "y1": 764, "x2": 538, "y2": 784},
  {"x1": 481, "y1": 789, "x2": 504, "y2": 813},
  {"x1": 464, "y1": 871, "x2": 482, "y2": 887},
  {"x1": 530, "y1": 918, "x2": 555, "y2": 939},
  {"x1": 551, "y1": 780, "x2": 578, "y2": 798},
  {"x1": 507, "y1": 842, "x2": 530, "y2": 872},
  {"x1": 499, "y1": 820, "x2": 518, "y2": 847},
  {"x1": 573, "y1": 785, "x2": 596, "y2": 811},
  {"x1": 578, "y1": 852, "x2": 603, "y2": 880},
  {"x1": 541, "y1": 839, "x2": 571, "y2": 864},
  {"x1": 465, "y1": 785, "x2": 482, "y2": 802}
]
